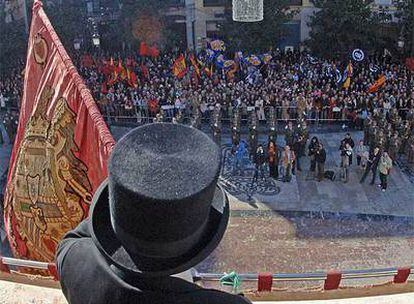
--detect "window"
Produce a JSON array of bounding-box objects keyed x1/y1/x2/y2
[
  {"x1": 286, "y1": 0, "x2": 302, "y2": 5},
  {"x1": 203, "y1": 0, "x2": 225, "y2": 7}
]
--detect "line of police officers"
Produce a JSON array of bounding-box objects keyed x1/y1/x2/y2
[{"x1": 364, "y1": 107, "x2": 414, "y2": 163}]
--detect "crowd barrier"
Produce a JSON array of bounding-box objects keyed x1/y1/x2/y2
[{"x1": 0, "y1": 255, "x2": 412, "y2": 292}]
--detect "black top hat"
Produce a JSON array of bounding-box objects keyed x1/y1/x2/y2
[{"x1": 90, "y1": 123, "x2": 229, "y2": 277}]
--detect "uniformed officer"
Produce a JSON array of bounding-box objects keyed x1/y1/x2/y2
[
  {"x1": 387, "y1": 132, "x2": 401, "y2": 162},
  {"x1": 285, "y1": 121, "x2": 295, "y2": 147}
]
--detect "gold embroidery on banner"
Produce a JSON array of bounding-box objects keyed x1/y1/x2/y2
[{"x1": 6, "y1": 86, "x2": 92, "y2": 262}]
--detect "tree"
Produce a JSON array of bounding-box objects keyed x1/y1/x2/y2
[
  {"x1": 395, "y1": 0, "x2": 414, "y2": 56},
  {"x1": 119, "y1": 0, "x2": 181, "y2": 49},
  {"x1": 44, "y1": 1, "x2": 88, "y2": 52},
  {"x1": 307, "y1": 0, "x2": 387, "y2": 59},
  {"x1": 219, "y1": 0, "x2": 296, "y2": 52}
]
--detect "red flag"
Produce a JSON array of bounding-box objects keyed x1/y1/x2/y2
[
  {"x1": 148, "y1": 46, "x2": 160, "y2": 57},
  {"x1": 406, "y1": 58, "x2": 414, "y2": 71},
  {"x1": 368, "y1": 75, "x2": 386, "y2": 93},
  {"x1": 4, "y1": 0, "x2": 115, "y2": 266},
  {"x1": 141, "y1": 63, "x2": 149, "y2": 79},
  {"x1": 172, "y1": 54, "x2": 187, "y2": 79},
  {"x1": 148, "y1": 98, "x2": 159, "y2": 113},
  {"x1": 139, "y1": 42, "x2": 149, "y2": 56},
  {"x1": 127, "y1": 69, "x2": 139, "y2": 88},
  {"x1": 118, "y1": 60, "x2": 127, "y2": 80},
  {"x1": 81, "y1": 54, "x2": 94, "y2": 68}
]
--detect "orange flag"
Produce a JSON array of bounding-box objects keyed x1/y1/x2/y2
[
  {"x1": 172, "y1": 54, "x2": 187, "y2": 79},
  {"x1": 368, "y1": 75, "x2": 386, "y2": 93},
  {"x1": 4, "y1": 0, "x2": 115, "y2": 266}
]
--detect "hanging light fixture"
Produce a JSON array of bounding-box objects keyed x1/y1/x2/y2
[{"x1": 232, "y1": 0, "x2": 264, "y2": 22}]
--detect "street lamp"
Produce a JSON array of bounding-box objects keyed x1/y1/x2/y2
[
  {"x1": 232, "y1": 0, "x2": 264, "y2": 22},
  {"x1": 397, "y1": 37, "x2": 405, "y2": 50},
  {"x1": 92, "y1": 34, "x2": 100, "y2": 47},
  {"x1": 73, "y1": 39, "x2": 82, "y2": 51}
]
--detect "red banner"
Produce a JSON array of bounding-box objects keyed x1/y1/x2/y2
[{"x1": 4, "y1": 0, "x2": 115, "y2": 265}]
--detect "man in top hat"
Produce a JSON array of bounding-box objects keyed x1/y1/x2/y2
[{"x1": 57, "y1": 123, "x2": 251, "y2": 304}]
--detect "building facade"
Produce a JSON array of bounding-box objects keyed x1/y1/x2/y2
[
  {"x1": 166, "y1": 0, "x2": 399, "y2": 51},
  {"x1": 168, "y1": 0, "x2": 319, "y2": 51}
]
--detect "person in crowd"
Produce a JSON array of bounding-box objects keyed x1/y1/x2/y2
[
  {"x1": 340, "y1": 133, "x2": 355, "y2": 165},
  {"x1": 281, "y1": 145, "x2": 296, "y2": 182},
  {"x1": 284, "y1": 121, "x2": 295, "y2": 147},
  {"x1": 360, "y1": 147, "x2": 381, "y2": 185},
  {"x1": 378, "y1": 151, "x2": 393, "y2": 192},
  {"x1": 308, "y1": 136, "x2": 319, "y2": 175},
  {"x1": 233, "y1": 140, "x2": 248, "y2": 176},
  {"x1": 254, "y1": 144, "x2": 266, "y2": 181},
  {"x1": 340, "y1": 142, "x2": 353, "y2": 183},
  {"x1": 267, "y1": 140, "x2": 279, "y2": 179},
  {"x1": 293, "y1": 134, "x2": 306, "y2": 172},
  {"x1": 355, "y1": 140, "x2": 369, "y2": 169},
  {"x1": 315, "y1": 143, "x2": 326, "y2": 182}
]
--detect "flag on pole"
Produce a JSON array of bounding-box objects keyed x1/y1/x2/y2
[
  {"x1": 172, "y1": 54, "x2": 187, "y2": 79},
  {"x1": 4, "y1": 0, "x2": 115, "y2": 266},
  {"x1": 140, "y1": 63, "x2": 149, "y2": 79},
  {"x1": 127, "y1": 69, "x2": 139, "y2": 88},
  {"x1": 368, "y1": 75, "x2": 386, "y2": 93},
  {"x1": 189, "y1": 54, "x2": 201, "y2": 78},
  {"x1": 148, "y1": 45, "x2": 160, "y2": 58},
  {"x1": 118, "y1": 59, "x2": 127, "y2": 80},
  {"x1": 342, "y1": 61, "x2": 353, "y2": 89},
  {"x1": 139, "y1": 41, "x2": 149, "y2": 56}
]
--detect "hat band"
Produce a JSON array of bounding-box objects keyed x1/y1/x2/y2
[{"x1": 111, "y1": 214, "x2": 210, "y2": 259}]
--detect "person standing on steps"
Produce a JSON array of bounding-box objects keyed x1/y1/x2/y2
[{"x1": 360, "y1": 147, "x2": 381, "y2": 185}]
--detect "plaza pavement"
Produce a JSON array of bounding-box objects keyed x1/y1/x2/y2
[{"x1": 228, "y1": 131, "x2": 414, "y2": 218}]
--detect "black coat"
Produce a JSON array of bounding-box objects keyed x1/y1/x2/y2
[
  {"x1": 367, "y1": 151, "x2": 381, "y2": 169},
  {"x1": 315, "y1": 148, "x2": 326, "y2": 164},
  {"x1": 57, "y1": 219, "x2": 251, "y2": 304}
]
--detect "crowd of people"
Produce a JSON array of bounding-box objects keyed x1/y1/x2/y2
[{"x1": 73, "y1": 49, "x2": 413, "y2": 126}]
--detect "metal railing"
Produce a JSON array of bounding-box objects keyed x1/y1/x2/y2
[
  {"x1": 195, "y1": 268, "x2": 408, "y2": 282},
  {"x1": 0, "y1": 256, "x2": 412, "y2": 286}
]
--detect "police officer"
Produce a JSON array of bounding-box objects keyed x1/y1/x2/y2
[
  {"x1": 248, "y1": 112, "x2": 258, "y2": 160},
  {"x1": 388, "y1": 132, "x2": 401, "y2": 162},
  {"x1": 284, "y1": 121, "x2": 295, "y2": 147},
  {"x1": 363, "y1": 116, "x2": 372, "y2": 146},
  {"x1": 268, "y1": 106, "x2": 277, "y2": 142}
]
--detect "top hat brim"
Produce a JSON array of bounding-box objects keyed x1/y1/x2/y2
[{"x1": 90, "y1": 180, "x2": 230, "y2": 277}]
